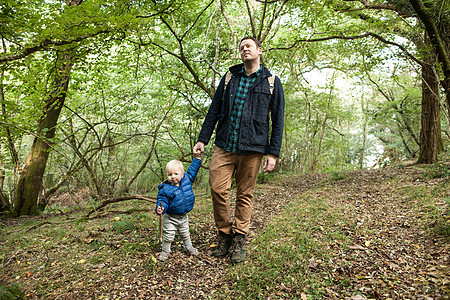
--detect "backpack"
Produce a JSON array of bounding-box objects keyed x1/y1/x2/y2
[{"x1": 223, "y1": 71, "x2": 276, "y2": 95}]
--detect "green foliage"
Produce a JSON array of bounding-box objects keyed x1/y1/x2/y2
[
  {"x1": 1, "y1": 0, "x2": 447, "y2": 215},
  {"x1": 420, "y1": 163, "x2": 450, "y2": 180},
  {"x1": 437, "y1": 196, "x2": 450, "y2": 238},
  {"x1": 75, "y1": 217, "x2": 90, "y2": 225},
  {"x1": 111, "y1": 215, "x2": 136, "y2": 234},
  {"x1": 0, "y1": 283, "x2": 26, "y2": 300},
  {"x1": 330, "y1": 170, "x2": 348, "y2": 181},
  {"x1": 401, "y1": 176, "x2": 449, "y2": 240},
  {"x1": 256, "y1": 172, "x2": 276, "y2": 184},
  {"x1": 230, "y1": 196, "x2": 351, "y2": 299}
]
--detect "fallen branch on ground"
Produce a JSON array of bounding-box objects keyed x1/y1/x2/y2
[
  {"x1": 26, "y1": 221, "x2": 52, "y2": 232},
  {"x1": 85, "y1": 194, "x2": 156, "y2": 217}
]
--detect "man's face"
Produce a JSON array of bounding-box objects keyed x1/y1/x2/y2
[{"x1": 240, "y1": 39, "x2": 262, "y2": 63}]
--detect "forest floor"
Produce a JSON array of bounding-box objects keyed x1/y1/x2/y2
[{"x1": 0, "y1": 161, "x2": 449, "y2": 299}]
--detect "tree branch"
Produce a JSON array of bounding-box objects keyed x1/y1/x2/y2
[
  {"x1": 343, "y1": 0, "x2": 398, "y2": 12},
  {"x1": 244, "y1": 0, "x2": 257, "y2": 38},
  {"x1": 85, "y1": 194, "x2": 156, "y2": 217},
  {"x1": 257, "y1": 0, "x2": 269, "y2": 40},
  {"x1": 181, "y1": 0, "x2": 215, "y2": 41},
  {"x1": 0, "y1": 31, "x2": 110, "y2": 63},
  {"x1": 339, "y1": 0, "x2": 415, "y2": 18},
  {"x1": 124, "y1": 105, "x2": 168, "y2": 192},
  {"x1": 408, "y1": 0, "x2": 450, "y2": 96},
  {"x1": 259, "y1": 0, "x2": 289, "y2": 43},
  {"x1": 270, "y1": 32, "x2": 424, "y2": 67},
  {"x1": 219, "y1": 0, "x2": 238, "y2": 63}
]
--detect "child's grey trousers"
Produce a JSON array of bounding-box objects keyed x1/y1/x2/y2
[{"x1": 161, "y1": 213, "x2": 193, "y2": 253}]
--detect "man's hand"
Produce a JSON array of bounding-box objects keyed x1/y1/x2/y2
[
  {"x1": 263, "y1": 154, "x2": 277, "y2": 173},
  {"x1": 193, "y1": 142, "x2": 205, "y2": 158}
]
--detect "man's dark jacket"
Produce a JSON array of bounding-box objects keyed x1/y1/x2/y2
[{"x1": 197, "y1": 63, "x2": 285, "y2": 157}]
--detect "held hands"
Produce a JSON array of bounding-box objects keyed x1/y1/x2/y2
[
  {"x1": 194, "y1": 141, "x2": 276, "y2": 171},
  {"x1": 194, "y1": 141, "x2": 275, "y2": 171},
  {"x1": 263, "y1": 154, "x2": 277, "y2": 173},
  {"x1": 193, "y1": 142, "x2": 205, "y2": 159}
]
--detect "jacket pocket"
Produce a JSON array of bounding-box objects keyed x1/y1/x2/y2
[
  {"x1": 246, "y1": 118, "x2": 269, "y2": 147},
  {"x1": 251, "y1": 87, "x2": 271, "y2": 122}
]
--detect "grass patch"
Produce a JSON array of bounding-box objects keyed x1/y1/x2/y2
[
  {"x1": 330, "y1": 170, "x2": 348, "y2": 181},
  {"x1": 400, "y1": 180, "x2": 450, "y2": 240},
  {"x1": 229, "y1": 194, "x2": 353, "y2": 299},
  {"x1": 0, "y1": 282, "x2": 26, "y2": 300},
  {"x1": 111, "y1": 215, "x2": 136, "y2": 234},
  {"x1": 1, "y1": 163, "x2": 448, "y2": 298},
  {"x1": 420, "y1": 162, "x2": 450, "y2": 180},
  {"x1": 0, "y1": 207, "x2": 162, "y2": 298}
]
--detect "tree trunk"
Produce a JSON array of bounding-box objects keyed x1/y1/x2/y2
[
  {"x1": 408, "y1": 0, "x2": 450, "y2": 113},
  {"x1": 0, "y1": 162, "x2": 9, "y2": 212},
  {"x1": 310, "y1": 112, "x2": 328, "y2": 172},
  {"x1": 360, "y1": 93, "x2": 368, "y2": 169},
  {"x1": 418, "y1": 35, "x2": 441, "y2": 164},
  {"x1": 445, "y1": 77, "x2": 450, "y2": 125},
  {"x1": 13, "y1": 52, "x2": 73, "y2": 216}
]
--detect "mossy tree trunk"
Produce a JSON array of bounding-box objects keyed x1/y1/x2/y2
[
  {"x1": 13, "y1": 52, "x2": 73, "y2": 216},
  {"x1": 418, "y1": 34, "x2": 442, "y2": 164}
]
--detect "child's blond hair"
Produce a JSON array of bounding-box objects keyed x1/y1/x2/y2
[{"x1": 166, "y1": 160, "x2": 184, "y2": 174}]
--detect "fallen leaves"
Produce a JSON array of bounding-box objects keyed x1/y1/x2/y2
[
  {"x1": 92, "y1": 263, "x2": 105, "y2": 269},
  {"x1": 348, "y1": 244, "x2": 365, "y2": 250},
  {"x1": 1, "y1": 163, "x2": 448, "y2": 299}
]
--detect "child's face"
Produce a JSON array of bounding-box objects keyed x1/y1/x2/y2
[{"x1": 166, "y1": 166, "x2": 184, "y2": 186}]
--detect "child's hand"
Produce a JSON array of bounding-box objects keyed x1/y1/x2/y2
[
  {"x1": 156, "y1": 205, "x2": 164, "y2": 215},
  {"x1": 193, "y1": 142, "x2": 204, "y2": 158}
]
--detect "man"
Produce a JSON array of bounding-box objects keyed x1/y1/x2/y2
[{"x1": 193, "y1": 36, "x2": 285, "y2": 263}]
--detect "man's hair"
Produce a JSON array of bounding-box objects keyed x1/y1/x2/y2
[
  {"x1": 166, "y1": 160, "x2": 184, "y2": 173},
  {"x1": 240, "y1": 36, "x2": 262, "y2": 48}
]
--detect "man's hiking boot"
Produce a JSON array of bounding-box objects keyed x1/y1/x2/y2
[
  {"x1": 230, "y1": 234, "x2": 246, "y2": 264},
  {"x1": 211, "y1": 231, "x2": 233, "y2": 257}
]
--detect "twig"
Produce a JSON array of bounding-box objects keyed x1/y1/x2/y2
[
  {"x1": 26, "y1": 221, "x2": 52, "y2": 232},
  {"x1": 85, "y1": 194, "x2": 156, "y2": 217}
]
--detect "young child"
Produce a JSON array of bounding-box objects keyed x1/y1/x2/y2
[{"x1": 155, "y1": 155, "x2": 202, "y2": 261}]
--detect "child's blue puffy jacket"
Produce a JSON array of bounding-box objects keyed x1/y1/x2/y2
[{"x1": 155, "y1": 158, "x2": 201, "y2": 215}]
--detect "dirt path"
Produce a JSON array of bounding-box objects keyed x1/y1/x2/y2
[
  {"x1": 1, "y1": 165, "x2": 448, "y2": 299},
  {"x1": 58, "y1": 167, "x2": 449, "y2": 299}
]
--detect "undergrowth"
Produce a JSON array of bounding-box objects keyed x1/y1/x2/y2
[
  {"x1": 228, "y1": 196, "x2": 352, "y2": 299},
  {"x1": 0, "y1": 161, "x2": 448, "y2": 299}
]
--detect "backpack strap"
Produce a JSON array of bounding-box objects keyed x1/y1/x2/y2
[
  {"x1": 267, "y1": 75, "x2": 275, "y2": 95},
  {"x1": 223, "y1": 71, "x2": 275, "y2": 95},
  {"x1": 224, "y1": 71, "x2": 232, "y2": 88},
  {"x1": 222, "y1": 71, "x2": 232, "y2": 102}
]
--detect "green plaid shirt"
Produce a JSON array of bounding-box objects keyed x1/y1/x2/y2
[{"x1": 224, "y1": 66, "x2": 262, "y2": 153}]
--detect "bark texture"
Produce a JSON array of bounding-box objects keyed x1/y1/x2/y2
[{"x1": 13, "y1": 53, "x2": 73, "y2": 216}]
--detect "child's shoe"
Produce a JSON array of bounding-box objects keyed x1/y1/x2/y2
[
  {"x1": 186, "y1": 247, "x2": 199, "y2": 256},
  {"x1": 158, "y1": 251, "x2": 170, "y2": 261}
]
